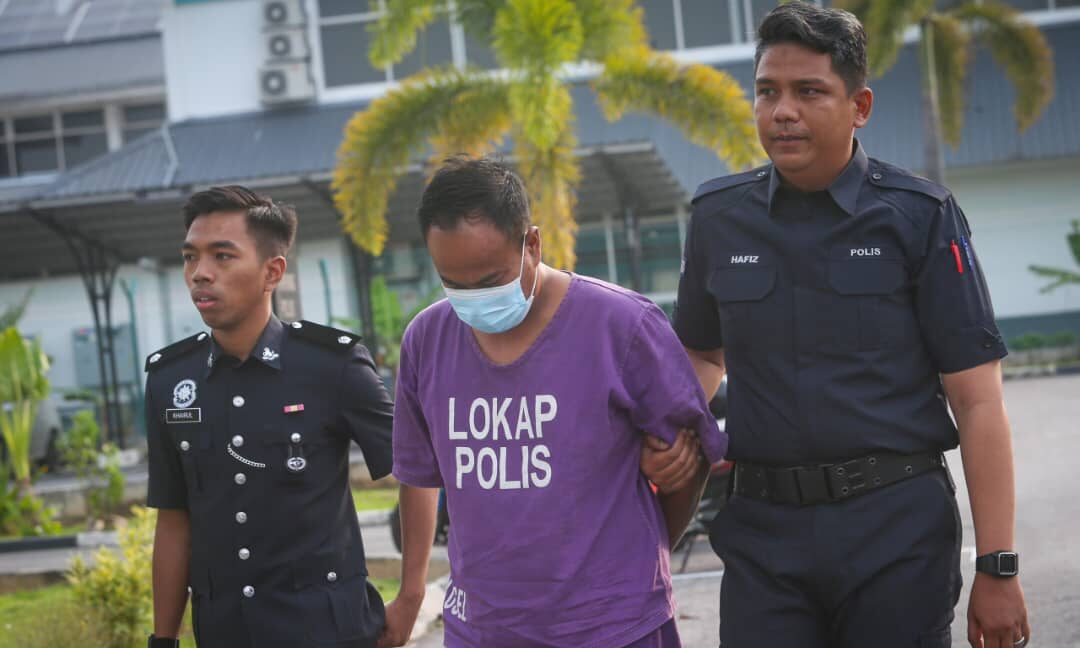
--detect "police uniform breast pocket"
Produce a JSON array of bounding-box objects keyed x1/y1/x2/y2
[
  {"x1": 825, "y1": 246, "x2": 913, "y2": 351},
  {"x1": 168, "y1": 424, "x2": 212, "y2": 495},
  {"x1": 707, "y1": 264, "x2": 780, "y2": 349},
  {"x1": 262, "y1": 417, "x2": 339, "y2": 484}
]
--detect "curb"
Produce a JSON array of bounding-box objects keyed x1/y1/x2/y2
[
  {"x1": 0, "y1": 531, "x2": 119, "y2": 554},
  {"x1": 1003, "y1": 364, "x2": 1080, "y2": 380}
]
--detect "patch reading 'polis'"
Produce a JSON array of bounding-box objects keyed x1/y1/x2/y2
[{"x1": 166, "y1": 408, "x2": 202, "y2": 424}]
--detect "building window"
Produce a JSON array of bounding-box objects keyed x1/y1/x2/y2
[
  {"x1": 317, "y1": 0, "x2": 455, "y2": 89},
  {"x1": 2, "y1": 107, "x2": 110, "y2": 177},
  {"x1": 681, "y1": 0, "x2": 738, "y2": 47},
  {"x1": 60, "y1": 109, "x2": 108, "y2": 169},
  {"x1": 122, "y1": 102, "x2": 166, "y2": 144},
  {"x1": 642, "y1": 0, "x2": 679, "y2": 50}
]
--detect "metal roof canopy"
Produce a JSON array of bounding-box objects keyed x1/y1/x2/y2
[{"x1": 1, "y1": 142, "x2": 686, "y2": 280}]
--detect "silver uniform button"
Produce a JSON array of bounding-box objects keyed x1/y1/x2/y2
[
  {"x1": 871, "y1": 172, "x2": 883, "y2": 180},
  {"x1": 326, "y1": 571, "x2": 338, "y2": 582},
  {"x1": 243, "y1": 586, "x2": 255, "y2": 598},
  {"x1": 180, "y1": 440, "x2": 190, "y2": 452},
  {"x1": 757, "y1": 170, "x2": 767, "y2": 177},
  {"x1": 236, "y1": 511, "x2": 248, "y2": 524},
  {"x1": 292, "y1": 321, "x2": 302, "y2": 329},
  {"x1": 232, "y1": 435, "x2": 244, "y2": 447},
  {"x1": 290, "y1": 432, "x2": 302, "y2": 444},
  {"x1": 197, "y1": 333, "x2": 208, "y2": 341},
  {"x1": 232, "y1": 395, "x2": 245, "y2": 408},
  {"x1": 234, "y1": 473, "x2": 246, "y2": 485},
  {"x1": 337, "y1": 336, "x2": 351, "y2": 345},
  {"x1": 149, "y1": 353, "x2": 161, "y2": 364},
  {"x1": 238, "y1": 548, "x2": 251, "y2": 560}
]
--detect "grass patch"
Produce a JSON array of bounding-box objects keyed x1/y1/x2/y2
[
  {"x1": 0, "y1": 584, "x2": 196, "y2": 648},
  {"x1": 351, "y1": 487, "x2": 398, "y2": 512},
  {"x1": 372, "y1": 577, "x2": 401, "y2": 601}
]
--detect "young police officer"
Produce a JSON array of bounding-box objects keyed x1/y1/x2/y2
[
  {"x1": 673, "y1": 4, "x2": 1030, "y2": 647},
  {"x1": 145, "y1": 187, "x2": 394, "y2": 648}
]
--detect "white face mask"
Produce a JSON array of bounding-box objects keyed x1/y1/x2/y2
[{"x1": 442, "y1": 234, "x2": 539, "y2": 334}]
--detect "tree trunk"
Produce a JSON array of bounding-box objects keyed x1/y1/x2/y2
[{"x1": 919, "y1": 20, "x2": 947, "y2": 185}]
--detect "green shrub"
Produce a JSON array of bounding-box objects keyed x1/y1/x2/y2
[
  {"x1": 1009, "y1": 333, "x2": 1047, "y2": 351},
  {"x1": 67, "y1": 506, "x2": 155, "y2": 648},
  {"x1": 0, "y1": 590, "x2": 107, "y2": 648},
  {"x1": 1047, "y1": 331, "x2": 1078, "y2": 347},
  {"x1": 0, "y1": 461, "x2": 60, "y2": 537},
  {"x1": 59, "y1": 411, "x2": 126, "y2": 527}
]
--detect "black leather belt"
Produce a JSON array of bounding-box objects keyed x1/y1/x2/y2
[{"x1": 732, "y1": 451, "x2": 946, "y2": 506}]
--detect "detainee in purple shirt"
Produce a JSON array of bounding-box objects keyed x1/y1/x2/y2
[{"x1": 377, "y1": 157, "x2": 728, "y2": 648}]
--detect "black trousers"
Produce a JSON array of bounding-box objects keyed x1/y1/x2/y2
[{"x1": 709, "y1": 470, "x2": 962, "y2": 648}]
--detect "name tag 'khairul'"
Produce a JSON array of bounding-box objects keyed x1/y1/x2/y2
[{"x1": 166, "y1": 408, "x2": 202, "y2": 424}]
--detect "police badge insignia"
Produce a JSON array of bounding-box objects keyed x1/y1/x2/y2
[
  {"x1": 286, "y1": 456, "x2": 307, "y2": 473},
  {"x1": 261, "y1": 347, "x2": 279, "y2": 361},
  {"x1": 173, "y1": 379, "x2": 197, "y2": 408}
]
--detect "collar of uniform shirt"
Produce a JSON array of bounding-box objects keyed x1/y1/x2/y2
[
  {"x1": 767, "y1": 138, "x2": 869, "y2": 218},
  {"x1": 204, "y1": 315, "x2": 285, "y2": 379}
]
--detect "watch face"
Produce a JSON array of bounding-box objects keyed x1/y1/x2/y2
[{"x1": 999, "y1": 553, "x2": 1018, "y2": 574}]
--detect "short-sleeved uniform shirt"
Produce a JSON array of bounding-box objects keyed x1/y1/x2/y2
[
  {"x1": 674, "y1": 141, "x2": 1007, "y2": 466},
  {"x1": 393, "y1": 275, "x2": 728, "y2": 648},
  {"x1": 145, "y1": 316, "x2": 394, "y2": 648}
]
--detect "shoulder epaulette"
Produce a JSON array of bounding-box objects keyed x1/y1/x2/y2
[
  {"x1": 286, "y1": 320, "x2": 361, "y2": 351},
  {"x1": 692, "y1": 165, "x2": 771, "y2": 204},
  {"x1": 145, "y1": 332, "x2": 209, "y2": 372},
  {"x1": 867, "y1": 162, "x2": 951, "y2": 203}
]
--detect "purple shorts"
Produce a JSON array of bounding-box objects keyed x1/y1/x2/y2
[{"x1": 623, "y1": 618, "x2": 681, "y2": 648}]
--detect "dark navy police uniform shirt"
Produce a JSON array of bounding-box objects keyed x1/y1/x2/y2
[
  {"x1": 145, "y1": 316, "x2": 393, "y2": 648},
  {"x1": 674, "y1": 141, "x2": 1007, "y2": 466}
]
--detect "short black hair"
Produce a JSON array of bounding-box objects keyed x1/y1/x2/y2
[
  {"x1": 755, "y1": 2, "x2": 868, "y2": 95},
  {"x1": 417, "y1": 156, "x2": 530, "y2": 242},
  {"x1": 182, "y1": 185, "x2": 298, "y2": 259}
]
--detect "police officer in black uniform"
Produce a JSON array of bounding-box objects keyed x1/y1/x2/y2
[
  {"x1": 145, "y1": 186, "x2": 393, "y2": 648},
  {"x1": 672, "y1": 4, "x2": 1030, "y2": 647}
]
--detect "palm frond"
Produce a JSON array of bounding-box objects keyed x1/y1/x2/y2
[
  {"x1": 492, "y1": 0, "x2": 583, "y2": 73},
  {"x1": 1028, "y1": 265, "x2": 1080, "y2": 294},
  {"x1": 427, "y1": 79, "x2": 515, "y2": 168},
  {"x1": 456, "y1": 0, "x2": 503, "y2": 42},
  {"x1": 367, "y1": 0, "x2": 441, "y2": 68},
  {"x1": 951, "y1": 0, "x2": 1054, "y2": 132},
  {"x1": 594, "y1": 50, "x2": 763, "y2": 170},
  {"x1": 333, "y1": 69, "x2": 512, "y2": 255},
  {"x1": 510, "y1": 76, "x2": 574, "y2": 153},
  {"x1": 838, "y1": 0, "x2": 935, "y2": 77},
  {"x1": 925, "y1": 14, "x2": 970, "y2": 146},
  {"x1": 576, "y1": 0, "x2": 646, "y2": 61},
  {"x1": 514, "y1": 124, "x2": 581, "y2": 270}
]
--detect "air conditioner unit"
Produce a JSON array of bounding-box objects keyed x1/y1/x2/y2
[
  {"x1": 260, "y1": 62, "x2": 315, "y2": 104},
  {"x1": 263, "y1": 0, "x2": 305, "y2": 28},
  {"x1": 264, "y1": 27, "x2": 309, "y2": 60}
]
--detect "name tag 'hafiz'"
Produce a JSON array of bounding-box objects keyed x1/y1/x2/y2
[{"x1": 166, "y1": 408, "x2": 202, "y2": 424}]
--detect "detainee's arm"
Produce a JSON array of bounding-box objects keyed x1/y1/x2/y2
[
  {"x1": 380, "y1": 329, "x2": 443, "y2": 647},
  {"x1": 145, "y1": 386, "x2": 191, "y2": 639},
  {"x1": 622, "y1": 305, "x2": 729, "y2": 545}
]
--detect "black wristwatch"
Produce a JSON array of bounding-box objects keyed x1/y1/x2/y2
[
  {"x1": 148, "y1": 635, "x2": 180, "y2": 648},
  {"x1": 975, "y1": 550, "x2": 1019, "y2": 577}
]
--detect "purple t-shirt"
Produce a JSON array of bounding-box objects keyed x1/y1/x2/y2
[{"x1": 393, "y1": 275, "x2": 727, "y2": 647}]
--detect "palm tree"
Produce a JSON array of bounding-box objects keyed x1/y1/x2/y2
[
  {"x1": 1030, "y1": 220, "x2": 1080, "y2": 293},
  {"x1": 332, "y1": 0, "x2": 762, "y2": 269},
  {"x1": 835, "y1": 0, "x2": 1054, "y2": 184}
]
